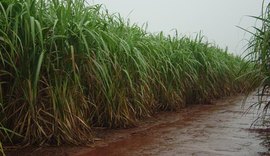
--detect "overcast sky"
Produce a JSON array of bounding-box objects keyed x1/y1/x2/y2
[{"x1": 87, "y1": 0, "x2": 267, "y2": 55}]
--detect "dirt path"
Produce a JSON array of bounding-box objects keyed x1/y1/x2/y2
[
  {"x1": 77, "y1": 95, "x2": 269, "y2": 156},
  {"x1": 6, "y1": 94, "x2": 270, "y2": 156}
]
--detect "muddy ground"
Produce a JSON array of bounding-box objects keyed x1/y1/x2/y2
[{"x1": 5, "y1": 94, "x2": 270, "y2": 156}]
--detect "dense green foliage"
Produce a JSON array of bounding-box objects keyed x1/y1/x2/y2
[
  {"x1": 0, "y1": 0, "x2": 256, "y2": 149},
  {"x1": 244, "y1": 2, "x2": 270, "y2": 120}
]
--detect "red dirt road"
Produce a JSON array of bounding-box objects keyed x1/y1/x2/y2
[
  {"x1": 6, "y1": 94, "x2": 270, "y2": 156},
  {"x1": 77, "y1": 95, "x2": 269, "y2": 156}
]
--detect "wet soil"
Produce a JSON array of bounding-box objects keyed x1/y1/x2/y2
[{"x1": 6, "y1": 94, "x2": 270, "y2": 156}]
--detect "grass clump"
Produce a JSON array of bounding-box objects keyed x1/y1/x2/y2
[
  {"x1": 242, "y1": 1, "x2": 270, "y2": 122},
  {"x1": 0, "y1": 0, "x2": 256, "y2": 147}
]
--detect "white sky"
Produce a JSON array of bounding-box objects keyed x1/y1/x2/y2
[{"x1": 87, "y1": 0, "x2": 268, "y2": 56}]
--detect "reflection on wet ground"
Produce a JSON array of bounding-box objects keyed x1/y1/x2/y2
[
  {"x1": 78, "y1": 95, "x2": 270, "y2": 156},
  {"x1": 6, "y1": 95, "x2": 270, "y2": 156}
]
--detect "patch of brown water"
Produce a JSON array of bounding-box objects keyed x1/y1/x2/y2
[
  {"x1": 77, "y1": 95, "x2": 270, "y2": 156},
  {"x1": 6, "y1": 95, "x2": 270, "y2": 156}
]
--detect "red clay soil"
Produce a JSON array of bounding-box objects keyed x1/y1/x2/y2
[{"x1": 5, "y1": 94, "x2": 270, "y2": 156}]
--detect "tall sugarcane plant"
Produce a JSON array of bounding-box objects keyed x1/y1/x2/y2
[
  {"x1": 0, "y1": 0, "x2": 256, "y2": 151},
  {"x1": 243, "y1": 2, "x2": 270, "y2": 121}
]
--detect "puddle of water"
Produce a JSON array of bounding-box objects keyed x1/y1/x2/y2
[
  {"x1": 78, "y1": 95, "x2": 270, "y2": 156},
  {"x1": 5, "y1": 95, "x2": 270, "y2": 156}
]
